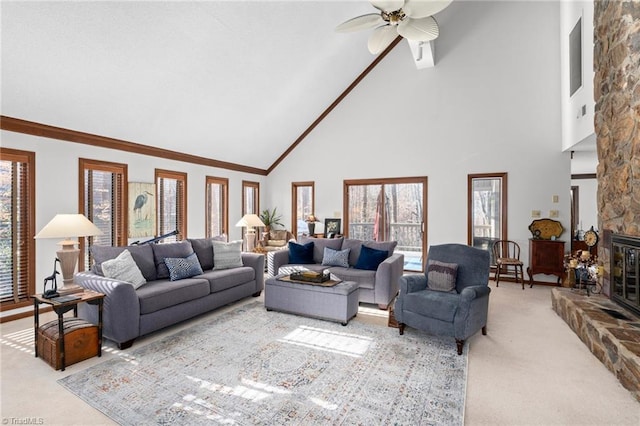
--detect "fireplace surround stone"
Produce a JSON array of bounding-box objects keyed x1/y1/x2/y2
[{"x1": 551, "y1": 288, "x2": 640, "y2": 402}]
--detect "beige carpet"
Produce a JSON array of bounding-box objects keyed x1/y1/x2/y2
[{"x1": 1, "y1": 281, "x2": 638, "y2": 425}]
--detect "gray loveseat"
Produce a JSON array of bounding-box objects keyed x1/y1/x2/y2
[
  {"x1": 75, "y1": 238, "x2": 264, "y2": 349},
  {"x1": 270, "y1": 236, "x2": 404, "y2": 309}
]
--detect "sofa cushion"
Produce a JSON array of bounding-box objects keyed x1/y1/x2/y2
[
  {"x1": 329, "y1": 266, "x2": 376, "y2": 290},
  {"x1": 136, "y1": 278, "x2": 210, "y2": 315},
  {"x1": 288, "y1": 241, "x2": 315, "y2": 264},
  {"x1": 196, "y1": 267, "x2": 255, "y2": 293},
  {"x1": 427, "y1": 260, "x2": 458, "y2": 293},
  {"x1": 212, "y1": 240, "x2": 243, "y2": 270},
  {"x1": 188, "y1": 235, "x2": 226, "y2": 271},
  {"x1": 164, "y1": 252, "x2": 204, "y2": 281},
  {"x1": 151, "y1": 240, "x2": 195, "y2": 279},
  {"x1": 101, "y1": 249, "x2": 147, "y2": 289},
  {"x1": 355, "y1": 245, "x2": 388, "y2": 271},
  {"x1": 298, "y1": 236, "x2": 343, "y2": 263},
  {"x1": 91, "y1": 244, "x2": 157, "y2": 282},
  {"x1": 267, "y1": 239, "x2": 287, "y2": 247},
  {"x1": 321, "y1": 247, "x2": 350, "y2": 268}
]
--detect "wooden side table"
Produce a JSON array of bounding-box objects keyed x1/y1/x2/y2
[
  {"x1": 33, "y1": 290, "x2": 104, "y2": 371},
  {"x1": 527, "y1": 239, "x2": 565, "y2": 287}
]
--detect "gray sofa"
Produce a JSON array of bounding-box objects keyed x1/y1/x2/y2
[
  {"x1": 270, "y1": 236, "x2": 404, "y2": 309},
  {"x1": 75, "y1": 238, "x2": 264, "y2": 349}
]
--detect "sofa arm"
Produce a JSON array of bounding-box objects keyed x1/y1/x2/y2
[
  {"x1": 460, "y1": 285, "x2": 491, "y2": 303},
  {"x1": 241, "y1": 252, "x2": 265, "y2": 292},
  {"x1": 399, "y1": 273, "x2": 428, "y2": 295},
  {"x1": 270, "y1": 249, "x2": 290, "y2": 276},
  {"x1": 74, "y1": 271, "x2": 140, "y2": 346},
  {"x1": 374, "y1": 253, "x2": 405, "y2": 308}
]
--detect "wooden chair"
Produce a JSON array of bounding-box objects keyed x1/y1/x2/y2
[{"x1": 492, "y1": 240, "x2": 525, "y2": 289}]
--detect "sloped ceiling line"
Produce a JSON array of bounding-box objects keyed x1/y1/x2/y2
[{"x1": 0, "y1": 37, "x2": 402, "y2": 177}]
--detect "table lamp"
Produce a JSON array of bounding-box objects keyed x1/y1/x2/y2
[
  {"x1": 235, "y1": 214, "x2": 265, "y2": 252},
  {"x1": 35, "y1": 214, "x2": 103, "y2": 288}
]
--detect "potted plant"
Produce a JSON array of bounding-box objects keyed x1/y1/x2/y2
[{"x1": 260, "y1": 208, "x2": 283, "y2": 233}]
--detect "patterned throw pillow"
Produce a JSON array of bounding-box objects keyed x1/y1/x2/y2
[
  {"x1": 321, "y1": 247, "x2": 351, "y2": 268},
  {"x1": 101, "y1": 249, "x2": 147, "y2": 289},
  {"x1": 354, "y1": 245, "x2": 388, "y2": 271},
  {"x1": 212, "y1": 240, "x2": 243, "y2": 270},
  {"x1": 427, "y1": 260, "x2": 458, "y2": 292},
  {"x1": 164, "y1": 252, "x2": 204, "y2": 281}
]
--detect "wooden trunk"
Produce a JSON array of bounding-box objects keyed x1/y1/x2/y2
[{"x1": 37, "y1": 317, "x2": 98, "y2": 370}]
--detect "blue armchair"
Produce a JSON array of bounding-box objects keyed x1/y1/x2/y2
[{"x1": 395, "y1": 244, "x2": 491, "y2": 355}]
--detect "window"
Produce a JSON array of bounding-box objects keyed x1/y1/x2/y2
[
  {"x1": 156, "y1": 169, "x2": 187, "y2": 242},
  {"x1": 242, "y1": 180, "x2": 259, "y2": 215},
  {"x1": 0, "y1": 148, "x2": 35, "y2": 309},
  {"x1": 467, "y1": 173, "x2": 507, "y2": 265},
  {"x1": 345, "y1": 177, "x2": 427, "y2": 272},
  {"x1": 79, "y1": 159, "x2": 127, "y2": 271},
  {"x1": 206, "y1": 176, "x2": 228, "y2": 238},
  {"x1": 292, "y1": 182, "x2": 314, "y2": 238}
]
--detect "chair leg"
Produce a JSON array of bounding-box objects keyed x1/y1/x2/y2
[
  {"x1": 482, "y1": 325, "x2": 487, "y2": 335},
  {"x1": 519, "y1": 265, "x2": 525, "y2": 290},
  {"x1": 398, "y1": 323, "x2": 405, "y2": 335},
  {"x1": 495, "y1": 266, "x2": 501, "y2": 287},
  {"x1": 455, "y1": 339, "x2": 464, "y2": 355}
]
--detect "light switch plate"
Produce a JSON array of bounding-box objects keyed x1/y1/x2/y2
[
  {"x1": 552, "y1": 195, "x2": 559, "y2": 203},
  {"x1": 531, "y1": 210, "x2": 541, "y2": 218},
  {"x1": 549, "y1": 210, "x2": 559, "y2": 218}
]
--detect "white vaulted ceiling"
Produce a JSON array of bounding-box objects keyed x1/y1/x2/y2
[{"x1": 1, "y1": 1, "x2": 390, "y2": 170}]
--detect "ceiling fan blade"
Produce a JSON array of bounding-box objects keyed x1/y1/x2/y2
[
  {"x1": 403, "y1": 0, "x2": 453, "y2": 19},
  {"x1": 397, "y1": 16, "x2": 439, "y2": 41},
  {"x1": 368, "y1": 25, "x2": 399, "y2": 54},
  {"x1": 336, "y1": 13, "x2": 385, "y2": 33},
  {"x1": 370, "y1": 0, "x2": 405, "y2": 13}
]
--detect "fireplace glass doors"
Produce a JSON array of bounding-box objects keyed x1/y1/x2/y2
[{"x1": 611, "y1": 235, "x2": 640, "y2": 316}]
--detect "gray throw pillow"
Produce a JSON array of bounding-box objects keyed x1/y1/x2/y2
[
  {"x1": 321, "y1": 247, "x2": 351, "y2": 268},
  {"x1": 101, "y1": 249, "x2": 147, "y2": 289},
  {"x1": 188, "y1": 235, "x2": 227, "y2": 271},
  {"x1": 91, "y1": 244, "x2": 157, "y2": 281},
  {"x1": 427, "y1": 260, "x2": 458, "y2": 292},
  {"x1": 212, "y1": 240, "x2": 243, "y2": 270}
]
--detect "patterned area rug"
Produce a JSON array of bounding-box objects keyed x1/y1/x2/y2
[{"x1": 59, "y1": 301, "x2": 467, "y2": 425}]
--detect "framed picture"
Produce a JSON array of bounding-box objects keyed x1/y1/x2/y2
[
  {"x1": 324, "y1": 218, "x2": 341, "y2": 238},
  {"x1": 128, "y1": 182, "x2": 156, "y2": 238}
]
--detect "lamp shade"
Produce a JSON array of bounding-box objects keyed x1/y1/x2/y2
[
  {"x1": 235, "y1": 214, "x2": 265, "y2": 228},
  {"x1": 35, "y1": 214, "x2": 103, "y2": 242}
]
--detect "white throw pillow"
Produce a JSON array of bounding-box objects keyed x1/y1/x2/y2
[
  {"x1": 101, "y1": 249, "x2": 147, "y2": 289},
  {"x1": 212, "y1": 240, "x2": 243, "y2": 270}
]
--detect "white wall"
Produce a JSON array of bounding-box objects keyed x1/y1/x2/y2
[
  {"x1": 1, "y1": 130, "x2": 265, "y2": 317},
  {"x1": 266, "y1": 1, "x2": 570, "y2": 276},
  {"x1": 560, "y1": 1, "x2": 595, "y2": 150}
]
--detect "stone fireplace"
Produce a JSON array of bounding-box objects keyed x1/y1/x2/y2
[{"x1": 551, "y1": 1, "x2": 640, "y2": 404}]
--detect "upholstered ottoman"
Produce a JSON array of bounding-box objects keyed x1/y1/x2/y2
[{"x1": 265, "y1": 275, "x2": 359, "y2": 325}]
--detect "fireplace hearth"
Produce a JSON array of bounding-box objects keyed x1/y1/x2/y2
[{"x1": 552, "y1": 288, "x2": 640, "y2": 402}]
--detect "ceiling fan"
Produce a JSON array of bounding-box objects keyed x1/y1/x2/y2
[{"x1": 336, "y1": 0, "x2": 453, "y2": 54}]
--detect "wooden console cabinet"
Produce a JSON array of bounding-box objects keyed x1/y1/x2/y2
[{"x1": 527, "y1": 239, "x2": 565, "y2": 287}]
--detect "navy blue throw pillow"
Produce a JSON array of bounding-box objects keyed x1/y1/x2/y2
[
  {"x1": 355, "y1": 245, "x2": 388, "y2": 271},
  {"x1": 289, "y1": 241, "x2": 315, "y2": 264}
]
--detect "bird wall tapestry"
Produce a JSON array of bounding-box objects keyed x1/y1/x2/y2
[{"x1": 128, "y1": 182, "x2": 156, "y2": 238}]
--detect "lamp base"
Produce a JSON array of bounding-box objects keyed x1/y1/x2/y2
[
  {"x1": 57, "y1": 244, "x2": 80, "y2": 288},
  {"x1": 245, "y1": 230, "x2": 257, "y2": 252}
]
